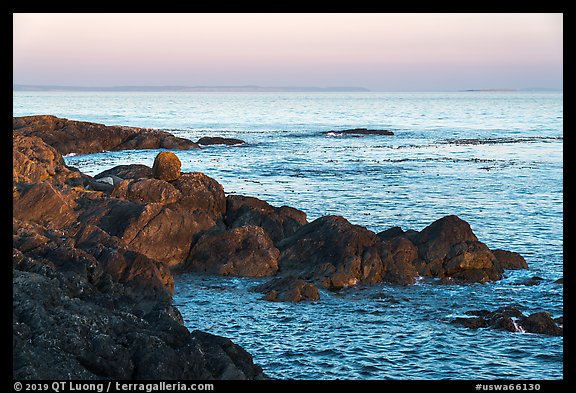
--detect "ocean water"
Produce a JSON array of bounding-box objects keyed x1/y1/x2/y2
[{"x1": 13, "y1": 91, "x2": 563, "y2": 379}]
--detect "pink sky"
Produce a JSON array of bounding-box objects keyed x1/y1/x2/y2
[{"x1": 13, "y1": 13, "x2": 563, "y2": 91}]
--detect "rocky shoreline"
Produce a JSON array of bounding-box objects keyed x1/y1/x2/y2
[{"x1": 13, "y1": 115, "x2": 561, "y2": 379}]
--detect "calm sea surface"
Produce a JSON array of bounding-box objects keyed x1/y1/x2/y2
[{"x1": 13, "y1": 91, "x2": 563, "y2": 379}]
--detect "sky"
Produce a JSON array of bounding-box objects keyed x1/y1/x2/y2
[{"x1": 13, "y1": 13, "x2": 563, "y2": 91}]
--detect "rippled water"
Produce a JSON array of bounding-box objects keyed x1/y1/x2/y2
[{"x1": 13, "y1": 91, "x2": 563, "y2": 379}]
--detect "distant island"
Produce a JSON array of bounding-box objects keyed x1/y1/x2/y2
[{"x1": 13, "y1": 84, "x2": 370, "y2": 92}]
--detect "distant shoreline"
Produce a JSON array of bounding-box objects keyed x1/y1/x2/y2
[
  {"x1": 13, "y1": 84, "x2": 562, "y2": 93},
  {"x1": 13, "y1": 84, "x2": 371, "y2": 93}
]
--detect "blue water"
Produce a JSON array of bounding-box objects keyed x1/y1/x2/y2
[{"x1": 13, "y1": 91, "x2": 563, "y2": 379}]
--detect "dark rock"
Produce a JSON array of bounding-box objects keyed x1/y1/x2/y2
[
  {"x1": 519, "y1": 312, "x2": 563, "y2": 336},
  {"x1": 322, "y1": 128, "x2": 394, "y2": 136},
  {"x1": 377, "y1": 236, "x2": 419, "y2": 285},
  {"x1": 185, "y1": 226, "x2": 280, "y2": 277},
  {"x1": 252, "y1": 276, "x2": 320, "y2": 302},
  {"x1": 95, "y1": 164, "x2": 153, "y2": 180},
  {"x1": 13, "y1": 115, "x2": 199, "y2": 155},
  {"x1": 411, "y1": 215, "x2": 502, "y2": 282},
  {"x1": 465, "y1": 309, "x2": 492, "y2": 317},
  {"x1": 197, "y1": 136, "x2": 246, "y2": 146},
  {"x1": 514, "y1": 276, "x2": 545, "y2": 286},
  {"x1": 13, "y1": 264, "x2": 266, "y2": 379},
  {"x1": 377, "y1": 226, "x2": 405, "y2": 240},
  {"x1": 277, "y1": 215, "x2": 383, "y2": 289},
  {"x1": 413, "y1": 215, "x2": 478, "y2": 264},
  {"x1": 553, "y1": 278, "x2": 563, "y2": 284},
  {"x1": 492, "y1": 249, "x2": 529, "y2": 269},
  {"x1": 152, "y1": 151, "x2": 182, "y2": 182},
  {"x1": 452, "y1": 306, "x2": 562, "y2": 336},
  {"x1": 225, "y1": 195, "x2": 307, "y2": 243},
  {"x1": 13, "y1": 132, "x2": 267, "y2": 380},
  {"x1": 452, "y1": 317, "x2": 489, "y2": 329}
]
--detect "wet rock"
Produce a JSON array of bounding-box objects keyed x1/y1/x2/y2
[
  {"x1": 377, "y1": 226, "x2": 405, "y2": 241},
  {"x1": 413, "y1": 215, "x2": 478, "y2": 264},
  {"x1": 152, "y1": 151, "x2": 182, "y2": 182},
  {"x1": 553, "y1": 278, "x2": 563, "y2": 284},
  {"x1": 13, "y1": 115, "x2": 199, "y2": 155},
  {"x1": 452, "y1": 317, "x2": 489, "y2": 329},
  {"x1": 277, "y1": 215, "x2": 383, "y2": 289},
  {"x1": 452, "y1": 307, "x2": 563, "y2": 336},
  {"x1": 13, "y1": 132, "x2": 267, "y2": 380},
  {"x1": 197, "y1": 136, "x2": 246, "y2": 146},
  {"x1": 252, "y1": 276, "x2": 320, "y2": 302},
  {"x1": 185, "y1": 226, "x2": 280, "y2": 277},
  {"x1": 377, "y1": 236, "x2": 419, "y2": 285},
  {"x1": 492, "y1": 249, "x2": 529, "y2": 270},
  {"x1": 411, "y1": 215, "x2": 502, "y2": 282},
  {"x1": 519, "y1": 312, "x2": 563, "y2": 336},
  {"x1": 225, "y1": 195, "x2": 308, "y2": 243},
  {"x1": 13, "y1": 263, "x2": 266, "y2": 380},
  {"x1": 77, "y1": 170, "x2": 227, "y2": 267}
]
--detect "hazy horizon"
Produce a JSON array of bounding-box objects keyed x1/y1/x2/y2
[
  {"x1": 13, "y1": 13, "x2": 563, "y2": 91},
  {"x1": 12, "y1": 83, "x2": 562, "y2": 93}
]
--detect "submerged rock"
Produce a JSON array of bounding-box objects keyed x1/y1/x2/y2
[
  {"x1": 197, "y1": 136, "x2": 246, "y2": 146},
  {"x1": 322, "y1": 128, "x2": 394, "y2": 136}
]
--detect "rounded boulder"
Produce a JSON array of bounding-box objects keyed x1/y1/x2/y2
[{"x1": 152, "y1": 152, "x2": 181, "y2": 181}]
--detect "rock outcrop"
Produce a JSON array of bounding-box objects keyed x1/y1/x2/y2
[
  {"x1": 451, "y1": 307, "x2": 563, "y2": 336},
  {"x1": 13, "y1": 254, "x2": 266, "y2": 379},
  {"x1": 277, "y1": 216, "x2": 384, "y2": 289},
  {"x1": 13, "y1": 115, "x2": 199, "y2": 155},
  {"x1": 13, "y1": 134, "x2": 266, "y2": 379},
  {"x1": 225, "y1": 195, "x2": 308, "y2": 244},
  {"x1": 185, "y1": 226, "x2": 280, "y2": 277},
  {"x1": 378, "y1": 215, "x2": 506, "y2": 283}
]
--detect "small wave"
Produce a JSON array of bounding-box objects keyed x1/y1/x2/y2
[{"x1": 512, "y1": 319, "x2": 526, "y2": 333}]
